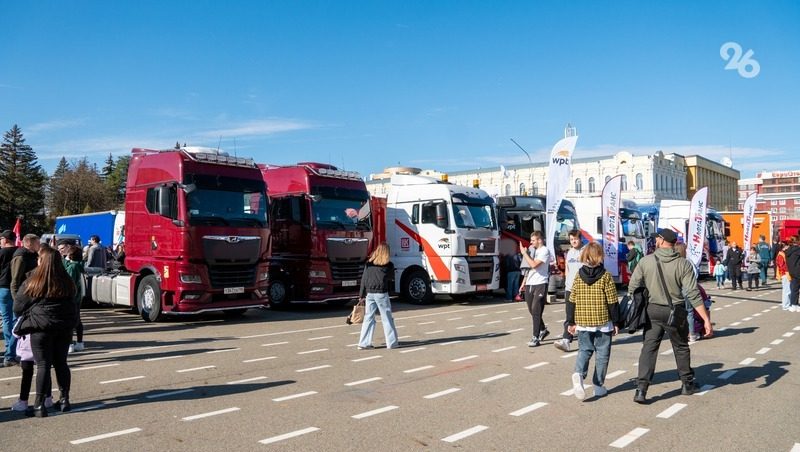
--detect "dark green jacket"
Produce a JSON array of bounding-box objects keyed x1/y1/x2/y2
[{"x1": 628, "y1": 247, "x2": 702, "y2": 308}]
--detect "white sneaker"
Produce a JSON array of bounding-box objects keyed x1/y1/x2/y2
[
  {"x1": 554, "y1": 338, "x2": 571, "y2": 352},
  {"x1": 11, "y1": 399, "x2": 28, "y2": 411},
  {"x1": 68, "y1": 344, "x2": 75, "y2": 354},
  {"x1": 73, "y1": 342, "x2": 85, "y2": 352},
  {"x1": 593, "y1": 385, "x2": 608, "y2": 397},
  {"x1": 572, "y1": 372, "x2": 585, "y2": 400}
]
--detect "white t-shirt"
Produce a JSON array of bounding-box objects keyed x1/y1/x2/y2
[
  {"x1": 564, "y1": 247, "x2": 584, "y2": 292},
  {"x1": 525, "y1": 246, "x2": 550, "y2": 286}
]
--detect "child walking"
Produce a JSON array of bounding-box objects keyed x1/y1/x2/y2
[
  {"x1": 566, "y1": 242, "x2": 619, "y2": 400},
  {"x1": 713, "y1": 262, "x2": 726, "y2": 289}
]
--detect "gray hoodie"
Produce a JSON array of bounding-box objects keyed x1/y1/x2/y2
[{"x1": 628, "y1": 247, "x2": 702, "y2": 308}]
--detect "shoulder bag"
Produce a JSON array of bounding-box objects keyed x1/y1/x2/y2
[
  {"x1": 346, "y1": 299, "x2": 366, "y2": 325},
  {"x1": 654, "y1": 257, "x2": 679, "y2": 328}
]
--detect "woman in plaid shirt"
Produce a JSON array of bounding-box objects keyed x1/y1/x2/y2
[{"x1": 566, "y1": 242, "x2": 620, "y2": 400}]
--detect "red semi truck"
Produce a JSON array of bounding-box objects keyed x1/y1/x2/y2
[
  {"x1": 91, "y1": 147, "x2": 271, "y2": 321},
  {"x1": 260, "y1": 162, "x2": 372, "y2": 305},
  {"x1": 774, "y1": 219, "x2": 800, "y2": 242}
]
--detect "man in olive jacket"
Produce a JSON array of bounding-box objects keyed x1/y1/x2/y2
[{"x1": 627, "y1": 228, "x2": 713, "y2": 404}]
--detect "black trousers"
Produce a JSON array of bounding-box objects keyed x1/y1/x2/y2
[
  {"x1": 562, "y1": 290, "x2": 573, "y2": 341},
  {"x1": 637, "y1": 303, "x2": 694, "y2": 387},
  {"x1": 729, "y1": 266, "x2": 743, "y2": 289},
  {"x1": 525, "y1": 283, "x2": 548, "y2": 339},
  {"x1": 791, "y1": 278, "x2": 800, "y2": 307},
  {"x1": 74, "y1": 303, "x2": 83, "y2": 343},
  {"x1": 747, "y1": 273, "x2": 760, "y2": 289},
  {"x1": 30, "y1": 330, "x2": 72, "y2": 401}
]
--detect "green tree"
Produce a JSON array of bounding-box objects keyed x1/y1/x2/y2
[
  {"x1": 0, "y1": 125, "x2": 46, "y2": 232},
  {"x1": 47, "y1": 157, "x2": 70, "y2": 216},
  {"x1": 106, "y1": 154, "x2": 130, "y2": 206},
  {"x1": 101, "y1": 153, "x2": 115, "y2": 179}
]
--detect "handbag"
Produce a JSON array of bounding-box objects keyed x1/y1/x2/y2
[
  {"x1": 346, "y1": 299, "x2": 366, "y2": 325},
  {"x1": 12, "y1": 313, "x2": 30, "y2": 336},
  {"x1": 654, "y1": 257, "x2": 679, "y2": 328}
]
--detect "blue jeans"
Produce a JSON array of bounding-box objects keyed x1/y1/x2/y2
[
  {"x1": 574, "y1": 329, "x2": 612, "y2": 387},
  {"x1": 506, "y1": 271, "x2": 520, "y2": 300},
  {"x1": 358, "y1": 293, "x2": 399, "y2": 348},
  {"x1": 0, "y1": 288, "x2": 17, "y2": 361},
  {"x1": 685, "y1": 298, "x2": 695, "y2": 337},
  {"x1": 781, "y1": 275, "x2": 791, "y2": 310},
  {"x1": 715, "y1": 275, "x2": 724, "y2": 287}
]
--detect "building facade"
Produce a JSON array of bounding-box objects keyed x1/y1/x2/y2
[
  {"x1": 683, "y1": 155, "x2": 740, "y2": 211},
  {"x1": 737, "y1": 170, "x2": 800, "y2": 220}
]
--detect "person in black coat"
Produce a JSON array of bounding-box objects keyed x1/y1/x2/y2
[
  {"x1": 723, "y1": 241, "x2": 745, "y2": 290},
  {"x1": 356, "y1": 242, "x2": 399, "y2": 350},
  {"x1": 13, "y1": 244, "x2": 77, "y2": 417}
]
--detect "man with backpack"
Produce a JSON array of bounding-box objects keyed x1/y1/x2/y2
[
  {"x1": 627, "y1": 228, "x2": 713, "y2": 404},
  {"x1": 785, "y1": 236, "x2": 800, "y2": 312}
]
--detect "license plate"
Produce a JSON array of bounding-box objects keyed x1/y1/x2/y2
[
  {"x1": 224, "y1": 287, "x2": 244, "y2": 294},
  {"x1": 342, "y1": 280, "x2": 358, "y2": 287},
  {"x1": 477, "y1": 284, "x2": 487, "y2": 291}
]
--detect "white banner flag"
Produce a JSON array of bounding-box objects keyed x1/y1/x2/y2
[
  {"x1": 601, "y1": 175, "x2": 622, "y2": 277},
  {"x1": 742, "y1": 192, "x2": 757, "y2": 259},
  {"x1": 545, "y1": 135, "x2": 578, "y2": 258},
  {"x1": 687, "y1": 187, "x2": 708, "y2": 268}
]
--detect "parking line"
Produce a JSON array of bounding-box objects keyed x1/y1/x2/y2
[
  {"x1": 296, "y1": 365, "x2": 332, "y2": 373},
  {"x1": 753, "y1": 313, "x2": 762, "y2": 317},
  {"x1": 770, "y1": 339, "x2": 784, "y2": 345},
  {"x1": 73, "y1": 363, "x2": 120, "y2": 371},
  {"x1": 243, "y1": 356, "x2": 277, "y2": 363},
  {"x1": 524, "y1": 362, "x2": 549, "y2": 370},
  {"x1": 610, "y1": 427, "x2": 649, "y2": 448},
  {"x1": 99, "y1": 376, "x2": 145, "y2": 384},
  {"x1": 425, "y1": 330, "x2": 445, "y2": 335},
  {"x1": 790, "y1": 443, "x2": 800, "y2": 452},
  {"x1": 177, "y1": 366, "x2": 216, "y2": 373},
  {"x1": 718, "y1": 370, "x2": 738, "y2": 380},
  {"x1": 399, "y1": 347, "x2": 426, "y2": 354},
  {"x1": 418, "y1": 321, "x2": 436, "y2": 325},
  {"x1": 756, "y1": 347, "x2": 771, "y2": 355},
  {"x1": 492, "y1": 346, "x2": 517, "y2": 353},
  {"x1": 730, "y1": 321, "x2": 742, "y2": 326},
  {"x1": 261, "y1": 341, "x2": 289, "y2": 347},
  {"x1": 297, "y1": 348, "x2": 329, "y2": 355},
  {"x1": 206, "y1": 348, "x2": 240, "y2": 354},
  {"x1": 509, "y1": 402, "x2": 547, "y2": 417},
  {"x1": 795, "y1": 326, "x2": 800, "y2": 331},
  {"x1": 660, "y1": 349, "x2": 673, "y2": 355},
  {"x1": 145, "y1": 355, "x2": 185, "y2": 362},
  {"x1": 560, "y1": 352, "x2": 578, "y2": 358},
  {"x1": 479, "y1": 373, "x2": 510, "y2": 383},
  {"x1": 227, "y1": 376, "x2": 267, "y2": 384},
  {"x1": 456, "y1": 325, "x2": 475, "y2": 330},
  {"x1": 695, "y1": 384, "x2": 715, "y2": 395},
  {"x1": 352, "y1": 405, "x2": 399, "y2": 419},
  {"x1": 442, "y1": 425, "x2": 488, "y2": 443},
  {"x1": 146, "y1": 389, "x2": 194, "y2": 399},
  {"x1": 742, "y1": 317, "x2": 753, "y2": 321},
  {"x1": 447, "y1": 317, "x2": 463, "y2": 321},
  {"x1": 451, "y1": 355, "x2": 478, "y2": 362},
  {"x1": 352, "y1": 355, "x2": 383, "y2": 362},
  {"x1": 473, "y1": 313, "x2": 489, "y2": 317},
  {"x1": 606, "y1": 370, "x2": 627, "y2": 379},
  {"x1": 439, "y1": 340, "x2": 464, "y2": 346},
  {"x1": 424, "y1": 388, "x2": 461, "y2": 399},
  {"x1": 182, "y1": 407, "x2": 240, "y2": 421},
  {"x1": 740, "y1": 357, "x2": 756, "y2": 365},
  {"x1": 507, "y1": 328, "x2": 525, "y2": 333},
  {"x1": 510, "y1": 316, "x2": 526, "y2": 320},
  {"x1": 345, "y1": 377, "x2": 383, "y2": 387},
  {"x1": 272, "y1": 391, "x2": 318, "y2": 402},
  {"x1": 70, "y1": 428, "x2": 142, "y2": 445},
  {"x1": 258, "y1": 427, "x2": 320, "y2": 445},
  {"x1": 656, "y1": 403, "x2": 687, "y2": 419},
  {"x1": 485, "y1": 320, "x2": 502, "y2": 325},
  {"x1": 404, "y1": 365, "x2": 434, "y2": 374},
  {"x1": 308, "y1": 336, "x2": 333, "y2": 341},
  {"x1": 0, "y1": 376, "x2": 21, "y2": 382},
  {"x1": 784, "y1": 332, "x2": 795, "y2": 337}
]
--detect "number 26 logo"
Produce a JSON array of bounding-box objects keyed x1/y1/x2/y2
[{"x1": 720, "y1": 42, "x2": 760, "y2": 79}]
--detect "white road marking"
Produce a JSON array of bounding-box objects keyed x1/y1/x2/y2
[
  {"x1": 761, "y1": 309, "x2": 771, "y2": 313},
  {"x1": 734, "y1": 301, "x2": 742, "y2": 305},
  {"x1": 730, "y1": 321, "x2": 742, "y2": 326},
  {"x1": 349, "y1": 331, "x2": 361, "y2": 335},
  {"x1": 344, "y1": 377, "x2": 383, "y2": 387},
  {"x1": 740, "y1": 357, "x2": 756, "y2": 365},
  {"x1": 424, "y1": 388, "x2": 461, "y2": 399},
  {"x1": 182, "y1": 407, "x2": 240, "y2": 421},
  {"x1": 261, "y1": 341, "x2": 289, "y2": 347},
  {"x1": 783, "y1": 332, "x2": 795, "y2": 337},
  {"x1": 656, "y1": 403, "x2": 687, "y2": 419},
  {"x1": 399, "y1": 347, "x2": 426, "y2": 354},
  {"x1": 485, "y1": 320, "x2": 502, "y2": 325},
  {"x1": 0, "y1": 376, "x2": 21, "y2": 382},
  {"x1": 742, "y1": 317, "x2": 753, "y2": 321},
  {"x1": 771, "y1": 339, "x2": 784, "y2": 345},
  {"x1": 479, "y1": 373, "x2": 510, "y2": 383},
  {"x1": 206, "y1": 348, "x2": 240, "y2": 354},
  {"x1": 297, "y1": 348, "x2": 329, "y2": 355},
  {"x1": 660, "y1": 349, "x2": 673, "y2": 355},
  {"x1": 561, "y1": 352, "x2": 578, "y2": 358},
  {"x1": 756, "y1": 347, "x2": 771, "y2": 355},
  {"x1": 524, "y1": 362, "x2": 549, "y2": 370},
  {"x1": 473, "y1": 313, "x2": 488, "y2": 317},
  {"x1": 442, "y1": 425, "x2": 488, "y2": 443},
  {"x1": 606, "y1": 370, "x2": 627, "y2": 379},
  {"x1": 495, "y1": 310, "x2": 509, "y2": 313},
  {"x1": 308, "y1": 335, "x2": 333, "y2": 341},
  {"x1": 99, "y1": 376, "x2": 145, "y2": 384},
  {"x1": 695, "y1": 384, "x2": 715, "y2": 395},
  {"x1": 146, "y1": 389, "x2": 194, "y2": 399},
  {"x1": 610, "y1": 427, "x2": 649, "y2": 448},
  {"x1": 509, "y1": 402, "x2": 547, "y2": 416},
  {"x1": 398, "y1": 335, "x2": 412, "y2": 339},
  {"x1": 492, "y1": 346, "x2": 517, "y2": 353},
  {"x1": 439, "y1": 340, "x2": 464, "y2": 346},
  {"x1": 176, "y1": 366, "x2": 216, "y2": 373},
  {"x1": 258, "y1": 427, "x2": 320, "y2": 445},
  {"x1": 404, "y1": 365, "x2": 434, "y2": 374},
  {"x1": 510, "y1": 316, "x2": 526, "y2": 320},
  {"x1": 456, "y1": 325, "x2": 476, "y2": 330},
  {"x1": 145, "y1": 355, "x2": 185, "y2": 362},
  {"x1": 72, "y1": 363, "x2": 120, "y2": 371},
  {"x1": 790, "y1": 443, "x2": 800, "y2": 452},
  {"x1": 425, "y1": 330, "x2": 445, "y2": 334},
  {"x1": 70, "y1": 428, "x2": 142, "y2": 445},
  {"x1": 794, "y1": 326, "x2": 800, "y2": 331},
  {"x1": 227, "y1": 376, "x2": 267, "y2": 384},
  {"x1": 560, "y1": 388, "x2": 576, "y2": 396},
  {"x1": 451, "y1": 355, "x2": 478, "y2": 362},
  {"x1": 352, "y1": 355, "x2": 383, "y2": 362},
  {"x1": 718, "y1": 370, "x2": 738, "y2": 380},
  {"x1": 296, "y1": 365, "x2": 332, "y2": 373},
  {"x1": 447, "y1": 317, "x2": 463, "y2": 321},
  {"x1": 507, "y1": 328, "x2": 525, "y2": 333},
  {"x1": 753, "y1": 313, "x2": 762, "y2": 317},
  {"x1": 418, "y1": 321, "x2": 436, "y2": 325},
  {"x1": 100, "y1": 344, "x2": 179, "y2": 355},
  {"x1": 243, "y1": 356, "x2": 277, "y2": 363},
  {"x1": 724, "y1": 304, "x2": 732, "y2": 307},
  {"x1": 272, "y1": 391, "x2": 318, "y2": 402},
  {"x1": 346, "y1": 343, "x2": 359, "y2": 347},
  {"x1": 352, "y1": 405, "x2": 399, "y2": 419}
]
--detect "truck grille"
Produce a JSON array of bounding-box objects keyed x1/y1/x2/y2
[
  {"x1": 208, "y1": 264, "x2": 256, "y2": 288},
  {"x1": 467, "y1": 256, "x2": 494, "y2": 284},
  {"x1": 330, "y1": 259, "x2": 365, "y2": 281}
]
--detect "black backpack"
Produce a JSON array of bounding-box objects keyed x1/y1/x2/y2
[
  {"x1": 787, "y1": 246, "x2": 800, "y2": 280},
  {"x1": 619, "y1": 286, "x2": 649, "y2": 334}
]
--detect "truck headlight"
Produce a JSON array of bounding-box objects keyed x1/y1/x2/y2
[
  {"x1": 180, "y1": 274, "x2": 202, "y2": 284},
  {"x1": 258, "y1": 271, "x2": 269, "y2": 282},
  {"x1": 454, "y1": 264, "x2": 466, "y2": 273},
  {"x1": 309, "y1": 270, "x2": 327, "y2": 278}
]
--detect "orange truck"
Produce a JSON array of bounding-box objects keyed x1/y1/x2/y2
[{"x1": 719, "y1": 211, "x2": 773, "y2": 247}]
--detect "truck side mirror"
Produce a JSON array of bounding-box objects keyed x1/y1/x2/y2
[
  {"x1": 158, "y1": 185, "x2": 177, "y2": 219},
  {"x1": 435, "y1": 203, "x2": 448, "y2": 229}
]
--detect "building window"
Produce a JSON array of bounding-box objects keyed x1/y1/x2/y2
[
  {"x1": 635, "y1": 173, "x2": 643, "y2": 190},
  {"x1": 532, "y1": 182, "x2": 538, "y2": 195},
  {"x1": 771, "y1": 200, "x2": 778, "y2": 205},
  {"x1": 575, "y1": 178, "x2": 582, "y2": 193},
  {"x1": 780, "y1": 207, "x2": 787, "y2": 213},
  {"x1": 779, "y1": 199, "x2": 786, "y2": 205},
  {"x1": 621, "y1": 175, "x2": 628, "y2": 191},
  {"x1": 519, "y1": 183, "x2": 526, "y2": 195},
  {"x1": 588, "y1": 177, "x2": 596, "y2": 193},
  {"x1": 504, "y1": 184, "x2": 511, "y2": 196}
]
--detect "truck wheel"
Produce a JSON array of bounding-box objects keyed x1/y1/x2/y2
[
  {"x1": 137, "y1": 275, "x2": 162, "y2": 322},
  {"x1": 269, "y1": 279, "x2": 290, "y2": 308},
  {"x1": 402, "y1": 269, "x2": 433, "y2": 305}
]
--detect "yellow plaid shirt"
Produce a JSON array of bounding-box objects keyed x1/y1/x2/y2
[{"x1": 569, "y1": 271, "x2": 619, "y2": 327}]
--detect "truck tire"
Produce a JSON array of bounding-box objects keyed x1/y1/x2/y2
[
  {"x1": 137, "y1": 275, "x2": 163, "y2": 322},
  {"x1": 402, "y1": 269, "x2": 433, "y2": 305},
  {"x1": 269, "y1": 278, "x2": 290, "y2": 308}
]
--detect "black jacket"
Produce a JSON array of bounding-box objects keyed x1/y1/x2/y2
[
  {"x1": 724, "y1": 247, "x2": 745, "y2": 268},
  {"x1": 13, "y1": 281, "x2": 77, "y2": 334},
  {"x1": 786, "y1": 245, "x2": 800, "y2": 280},
  {"x1": 359, "y1": 262, "x2": 395, "y2": 297},
  {"x1": 0, "y1": 246, "x2": 16, "y2": 288}
]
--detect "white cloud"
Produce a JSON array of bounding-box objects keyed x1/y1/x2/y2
[
  {"x1": 27, "y1": 119, "x2": 85, "y2": 134},
  {"x1": 198, "y1": 118, "x2": 316, "y2": 139}
]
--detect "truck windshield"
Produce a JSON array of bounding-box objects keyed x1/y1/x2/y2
[
  {"x1": 311, "y1": 187, "x2": 371, "y2": 231},
  {"x1": 621, "y1": 218, "x2": 645, "y2": 239},
  {"x1": 185, "y1": 174, "x2": 268, "y2": 227},
  {"x1": 451, "y1": 196, "x2": 496, "y2": 230},
  {"x1": 555, "y1": 203, "x2": 580, "y2": 243}
]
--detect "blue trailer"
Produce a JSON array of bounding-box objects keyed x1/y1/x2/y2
[{"x1": 55, "y1": 211, "x2": 124, "y2": 248}]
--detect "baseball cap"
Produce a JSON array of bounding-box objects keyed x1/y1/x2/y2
[
  {"x1": 650, "y1": 228, "x2": 678, "y2": 244},
  {"x1": 0, "y1": 230, "x2": 16, "y2": 241}
]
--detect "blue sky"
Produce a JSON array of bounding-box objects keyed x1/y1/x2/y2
[{"x1": 1, "y1": 1, "x2": 798, "y2": 179}]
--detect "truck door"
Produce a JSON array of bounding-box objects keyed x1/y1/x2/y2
[{"x1": 416, "y1": 201, "x2": 452, "y2": 282}]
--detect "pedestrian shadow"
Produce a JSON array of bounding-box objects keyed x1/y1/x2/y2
[
  {"x1": 710, "y1": 360, "x2": 790, "y2": 389},
  {"x1": 608, "y1": 362, "x2": 725, "y2": 401},
  {"x1": 0, "y1": 379, "x2": 295, "y2": 424},
  {"x1": 711, "y1": 326, "x2": 757, "y2": 338},
  {"x1": 65, "y1": 337, "x2": 238, "y2": 367},
  {"x1": 389, "y1": 332, "x2": 511, "y2": 348}
]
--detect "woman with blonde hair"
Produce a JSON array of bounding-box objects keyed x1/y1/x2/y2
[
  {"x1": 565, "y1": 242, "x2": 619, "y2": 400},
  {"x1": 13, "y1": 245, "x2": 77, "y2": 417},
  {"x1": 357, "y1": 242, "x2": 399, "y2": 350}
]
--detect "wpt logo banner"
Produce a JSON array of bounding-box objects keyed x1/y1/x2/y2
[
  {"x1": 742, "y1": 192, "x2": 757, "y2": 259},
  {"x1": 545, "y1": 135, "x2": 578, "y2": 259},
  {"x1": 602, "y1": 175, "x2": 622, "y2": 277},
  {"x1": 687, "y1": 187, "x2": 708, "y2": 268}
]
